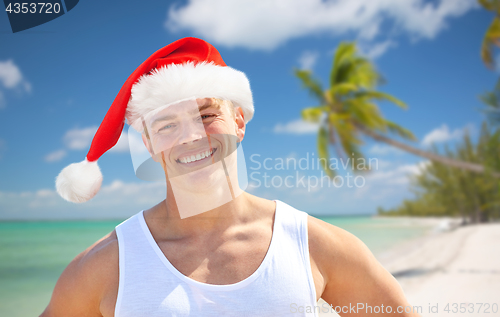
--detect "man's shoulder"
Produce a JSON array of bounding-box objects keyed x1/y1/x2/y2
[
  {"x1": 271, "y1": 201, "x2": 361, "y2": 252},
  {"x1": 40, "y1": 230, "x2": 119, "y2": 316},
  {"x1": 62, "y1": 229, "x2": 119, "y2": 293},
  {"x1": 307, "y1": 215, "x2": 360, "y2": 248},
  {"x1": 306, "y1": 215, "x2": 375, "y2": 269},
  {"x1": 80, "y1": 230, "x2": 119, "y2": 270},
  {"x1": 304, "y1": 216, "x2": 419, "y2": 315}
]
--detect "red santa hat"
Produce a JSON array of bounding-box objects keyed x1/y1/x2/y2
[{"x1": 56, "y1": 37, "x2": 254, "y2": 203}]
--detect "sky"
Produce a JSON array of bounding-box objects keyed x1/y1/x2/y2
[{"x1": 0, "y1": 0, "x2": 496, "y2": 220}]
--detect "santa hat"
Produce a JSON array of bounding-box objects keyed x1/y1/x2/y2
[{"x1": 56, "y1": 37, "x2": 254, "y2": 203}]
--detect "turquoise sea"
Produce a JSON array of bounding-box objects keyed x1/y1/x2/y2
[{"x1": 0, "y1": 216, "x2": 434, "y2": 317}]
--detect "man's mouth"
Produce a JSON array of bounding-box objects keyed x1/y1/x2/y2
[{"x1": 176, "y1": 148, "x2": 216, "y2": 164}]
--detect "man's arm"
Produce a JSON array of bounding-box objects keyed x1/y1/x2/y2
[
  {"x1": 39, "y1": 231, "x2": 118, "y2": 317},
  {"x1": 308, "y1": 216, "x2": 421, "y2": 317}
]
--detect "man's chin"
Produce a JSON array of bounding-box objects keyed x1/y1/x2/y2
[{"x1": 168, "y1": 166, "x2": 227, "y2": 192}]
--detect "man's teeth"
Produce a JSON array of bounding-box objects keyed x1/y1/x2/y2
[{"x1": 179, "y1": 149, "x2": 214, "y2": 164}]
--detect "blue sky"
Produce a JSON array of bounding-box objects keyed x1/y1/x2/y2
[{"x1": 0, "y1": 0, "x2": 496, "y2": 219}]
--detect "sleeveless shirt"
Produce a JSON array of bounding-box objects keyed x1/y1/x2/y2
[{"x1": 114, "y1": 200, "x2": 318, "y2": 316}]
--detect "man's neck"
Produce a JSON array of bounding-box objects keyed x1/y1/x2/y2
[{"x1": 151, "y1": 190, "x2": 256, "y2": 239}]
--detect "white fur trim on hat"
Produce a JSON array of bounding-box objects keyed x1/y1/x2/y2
[
  {"x1": 126, "y1": 62, "x2": 254, "y2": 131},
  {"x1": 55, "y1": 158, "x2": 103, "y2": 203}
]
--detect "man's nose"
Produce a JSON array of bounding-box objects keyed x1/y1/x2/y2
[{"x1": 178, "y1": 120, "x2": 205, "y2": 144}]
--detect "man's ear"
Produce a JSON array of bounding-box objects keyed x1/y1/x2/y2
[
  {"x1": 234, "y1": 106, "x2": 246, "y2": 142},
  {"x1": 142, "y1": 133, "x2": 160, "y2": 162}
]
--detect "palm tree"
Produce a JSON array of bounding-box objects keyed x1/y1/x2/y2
[
  {"x1": 479, "y1": 79, "x2": 500, "y2": 127},
  {"x1": 478, "y1": 0, "x2": 500, "y2": 126},
  {"x1": 295, "y1": 41, "x2": 500, "y2": 178},
  {"x1": 478, "y1": 0, "x2": 500, "y2": 69}
]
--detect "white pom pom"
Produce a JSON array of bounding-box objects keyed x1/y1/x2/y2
[{"x1": 56, "y1": 158, "x2": 103, "y2": 203}]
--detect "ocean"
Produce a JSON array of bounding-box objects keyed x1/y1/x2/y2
[{"x1": 0, "y1": 215, "x2": 434, "y2": 317}]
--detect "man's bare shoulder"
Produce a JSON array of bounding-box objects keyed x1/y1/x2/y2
[
  {"x1": 307, "y1": 215, "x2": 372, "y2": 262},
  {"x1": 80, "y1": 229, "x2": 119, "y2": 266},
  {"x1": 306, "y1": 215, "x2": 420, "y2": 316},
  {"x1": 40, "y1": 230, "x2": 119, "y2": 317},
  {"x1": 307, "y1": 214, "x2": 389, "y2": 283},
  {"x1": 66, "y1": 229, "x2": 119, "y2": 285}
]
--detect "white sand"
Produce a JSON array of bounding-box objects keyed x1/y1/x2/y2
[{"x1": 318, "y1": 222, "x2": 500, "y2": 316}]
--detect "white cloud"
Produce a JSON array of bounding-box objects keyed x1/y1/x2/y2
[
  {"x1": 46, "y1": 127, "x2": 140, "y2": 162},
  {"x1": 363, "y1": 160, "x2": 430, "y2": 189},
  {"x1": 63, "y1": 126, "x2": 98, "y2": 150},
  {"x1": 23, "y1": 81, "x2": 32, "y2": 93},
  {"x1": 298, "y1": 51, "x2": 319, "y2": 70},
  {"x1": 274, "y1": 119, "x2": 319, "y2": 134},
  {"x1": 44, "y1": 149, "x2": 67, "y2": 162},
  {"x1": 0, "y1": 60, "x2": 31, "y2": 108},
  {"x1": 0, "y1": 179, "x2": 166, "y2": 220},
  {"x1": 421, "y1": 123, "x2": 473, "y2": 147},
  {"x1": 359, "y1": 40, "x2": 397, "y2": 60},
  {"x1": 0, "y1": 60, "x2": 24, "y2": 89},
  {"x1": 286, "y1": 151, "x2": 298, "y2": 159},
  {"x1": 398, "y1": 161, "x2": 430, "y2": 176},
  {"x1": 166, "y1": 0, "x2": 477, "y2": 50},
  {"x1": 36, "y1": 189, "x2": 57, "y2": 198}
]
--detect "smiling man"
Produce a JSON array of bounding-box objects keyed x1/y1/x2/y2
[
  {"x1": 41, "y1": 37, "x2": 421, "y2": 317},
  {"x1": 141, "y1": 96, "x2": 246, "y2": 218}
]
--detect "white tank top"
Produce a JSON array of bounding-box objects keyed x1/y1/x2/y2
[{"x1": 114, "y1": 200, "x2": 318, "y2": 317}]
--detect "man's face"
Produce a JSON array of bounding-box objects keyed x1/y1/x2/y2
[{"x1": 142, "y1": 97, "x2": 244, "y2": 188}]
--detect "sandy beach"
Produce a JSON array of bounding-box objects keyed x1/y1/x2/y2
[{"x1": 319, "y1": 221, "x2": 500, "y2": 316}]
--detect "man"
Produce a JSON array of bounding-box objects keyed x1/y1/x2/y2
[{"x1": 41, "y1": 37, "x2": 420, "y2": 317}]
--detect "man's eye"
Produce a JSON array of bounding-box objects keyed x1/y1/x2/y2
[
  {"x1": 201, "y1": 114, "x2": 215, "y2": 120},
  {"x1": 159, "y1": 124, "x2": 174, "y2": 131}
]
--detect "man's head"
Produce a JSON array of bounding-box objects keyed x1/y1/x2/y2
[
  {"x1": 55, "y1": 37, "x2": 253, "y2": 204},
  {"x1": 135, "y1": 96, "x2": 247, "y2": 218}
]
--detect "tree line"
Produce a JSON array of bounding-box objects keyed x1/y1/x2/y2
[{"x1": 378, "y1": 123, "x2": 500, "y2": 223}]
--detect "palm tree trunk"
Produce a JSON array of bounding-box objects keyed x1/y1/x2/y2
[
  {"x1": 328, "y1": 124, "x2": 346, "y2": 161},
  {"x1": 355, "y1": 124, "x2": 500, "y2": 178}
]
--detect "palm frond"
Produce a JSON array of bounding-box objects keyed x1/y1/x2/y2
[
  {"x1": 348, "y1": 58, "x2": 380, "y2": 89},
  {"x1": 335, "y1": 119, "x2": 364, "y2": 148},
  {"x1": 479, "y1": 90, "x2": 499, "y2": 108},
  {"x1": 479, "y1": 79, "x2": 500, "y2": 126},
  {"x1": 336, "y1": 122, "x2": 366, "y2": 171},
  {"x1": 352, "y1": 90, "x2": 408, "y2": 109},
  {"x1": 330, "y1": 42, "x2": 357, "y2": 86},
  {"x1": 333, "y1": 57, "x2": 379, "y2": 89},
  {"x1": 344, "y1": 100, "x2": 386, "y2": 131},
  {"x1": 478, "y1": 0, "x2": 500, "y2": 13},
  {"x1": 481, "y1": 17, "x2": 500, "y2": 69},
  {"x1": 330, "y1": 83, "x2": 359, "y2": 96},
  {"x1": 301, "y1": 106, "x2": 327, "y2": 123},
  {"x1": 294, "y1": 69, "x2": 325, "y2": 103},
  {"x1": 384, "y1": 119, "x2": 417, "y2": 141}
]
